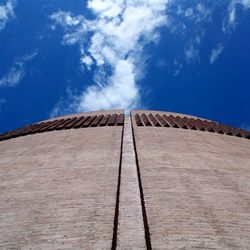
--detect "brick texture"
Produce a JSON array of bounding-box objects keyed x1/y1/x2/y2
[
  {"x1": 131, "y1": 110, "x2": 250, "y2": 249},
  {"x1": 1, "y1": 109, "x2": 250, "y2": 249},
  {"x1": 0, "y1": 123, "x2": 123, "y2": 249}
]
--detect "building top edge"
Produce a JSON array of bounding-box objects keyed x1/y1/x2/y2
[
  {"x1": 131, "y1": 110, "x2": 214, "y2": 123},
  {"x1": 47, "y1": 110, "x2": 213, "y2": 124},
  {"x1": 1, "y1": 110, "x2": 249, "y2": 143},
  {"x1": 45, "y1": 110, "x2": 125, "y2": 123}
]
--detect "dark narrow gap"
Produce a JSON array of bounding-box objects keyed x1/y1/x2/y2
[
  {"x1": 130, "y1": 112, "x2": 152, "y2": 250},
  {"x1": 111, "y1": 118, "x2": 124, "y2": 249}
]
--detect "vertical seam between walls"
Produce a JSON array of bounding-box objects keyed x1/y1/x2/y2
[
  {"x1": 130, "y1": 112, "x2": 152, "y2": 250},
  {"x1": 111, "y1": 116, "x2": 124, "y2": 250}
]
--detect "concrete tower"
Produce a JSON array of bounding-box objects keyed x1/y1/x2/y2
[{"x1": 0, "y1": 110, "x2": 250, "y2": 249}]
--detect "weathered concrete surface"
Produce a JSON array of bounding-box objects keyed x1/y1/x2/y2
[
  {"x1": 132, "y1": 111, "x2": 250, "y2": 249},
  {"x1": 0, "y1": 125, "x2": 122, "y2": 249},
  {"x1": 117, "y1": 117, "x2": 146, "y2": 249}
]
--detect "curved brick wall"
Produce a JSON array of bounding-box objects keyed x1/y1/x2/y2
[
  {"x1": 1, "y1": 110, "x2": 249, "y2": 143},
  {"x1": 0, "y1": 110, "x2": 249, "y2": 249},
  {"x1": 0, "y1": 110, "x2": 124, "y2": 249},
  {"x1": 131, "y1": 110, "x2": 250, "y2": 249}
]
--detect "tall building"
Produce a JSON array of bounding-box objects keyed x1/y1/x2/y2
[{"x1": 0, "y1": 110, "x2": 250, "y2": 249}]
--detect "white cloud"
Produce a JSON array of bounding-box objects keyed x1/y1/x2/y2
[
  {"x1": 0, "y1": 0, "x2": 16, "y2": 31},
  {"x1": 0, "y1": 51, "x2": 37, "y2": 87},
  {"x1": 167, "y1": 2, "x2": 213, "y2": 67},
  {"x1": 50, "y1": 11, "x2": 88, "y2": 46},
  {"x1": 50, "y1": 0, "x2": 250, "y2": 115},
  {"x1": 50, "y1": 0, "x2": 169, "y2": 113},
  {"x1": 210, "y1": 43, "x2": 224, "y2": 64},
  {"x1": 168, "y1": 0, "x2": 249, "y2": 67},
  {"x1": 76, "y1": 59, "x2": 138, "y2": 111},
  {"x1": 195, "y1": 3, "x2": 211, "y2": 21},
  {"x1": 224, "y1": 0, "x2": 250, "y2": 32},
  {"x1": 0, "y1": 67, "x2": 25, "y2": 87},
  {"x1": 49, "y1": 87, "x2": 79, "y2": 118},
  {"x1": 172, "y1": 59, "x2": 183, "y2": 76},
  {"x1": 182, "y1": 4, "x2": 211, "y2": 23},
  {"x1": 184, "y1": 44, "x2": 200, "y2": 64}
]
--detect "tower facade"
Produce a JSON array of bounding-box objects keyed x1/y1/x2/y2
[{"x1": 0, "y1": 110, "x2": 250, "y2": 249}]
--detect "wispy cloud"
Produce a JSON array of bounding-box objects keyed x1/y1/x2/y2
[
  {"x1": 223, "y1": 0, "x2": 250, "y2": 32},
  {"x1": 166, "y1": 2, "x2": 213, "y2": 67},
  {"x1": 0, "y1": 0, "x2": 16, "y2": 32},
  {"x1": 0, "y1": 67, "x2": 25, "y2": 87},
  {"x1": 184, "y1": 43, "x2": 200, "y2": 64},
  {"x1": 168, "y1": 1, "x2": 249, "y2": 67},
  {"x1": 50, "y1": 0, "x2": 169, "y2": 114},
  {"x1": 183, "y1": 3, "x2": 212, "y2": 23},
  {"x1": 210, "y1": 43, "x2": 224, "y2": 64},
  {"x1": 50, "y1": 1, "x2": 250, "y2": 115},
  {"x1": 49, "y1": 87, "x2": 78, "y2": 118},
  {"x1": 0, "y1": 51, "x2": 37, "y2": 87}
]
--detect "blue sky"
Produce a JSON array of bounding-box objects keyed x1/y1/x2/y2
[{"x1": 0, "y1": 0, "x2": 250, "y2": 133}]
